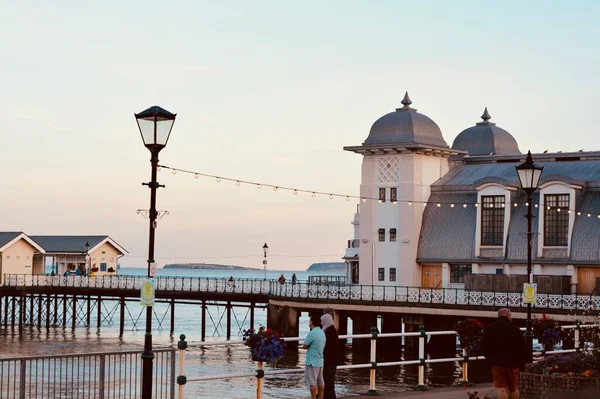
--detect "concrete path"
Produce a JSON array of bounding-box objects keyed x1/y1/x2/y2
[{"x1": 342, "y1": 384, "x2": 496, "y2": 399}]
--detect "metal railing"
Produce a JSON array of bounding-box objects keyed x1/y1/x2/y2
[
  {"x1": 4, "y1": 274, "x2": 600, "y2": 311},
  {"x1": 175, "y1": 324, "x2": 598, "y2": 399},
  {"x1": 0, "y1": 348, "x2": 176, "y2": 399}
]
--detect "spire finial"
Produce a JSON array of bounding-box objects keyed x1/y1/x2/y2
[
  {"x1": 481, "y1": 107, "x2": 491, "y2": 122},
  {"x1": 401, "y1": 91, "x2": 412, "y2": 107}
]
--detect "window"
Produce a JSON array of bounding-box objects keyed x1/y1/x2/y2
[
  {"x1": 450, "y1": 264, "x2": 472, "y2": 284},
  {"x1": 100, "y1": 263, "x2": 107, "y2": 272},
  {"x1": 390, "y1": 188, "x2": 397, "y2": 202},
  {"x1": 378, "y1": 268, "x2": 385, "y2": 281},
  {"x1": 389, "y1": 268, "x2": 396, "y2": 282},
  {"x1": 496, "y1": 268, "x2": 504, "y2": 275},
  {"x1": 379, "y1": 188, "x2": 386, "y2": 202},
  {"x1": 351, "y1": 263, "x2": 359, "y2": 284},
  {"x1": 544, "y1": 194, "x2": 569, "y2": 246},
  {"x1": 390, "y1": 228, "x2": 397, "y2": 242},
  {"x1": 481, "y1": 195, "x2": 505, "y2": 246},
  {"x1": 378, "y1": 229, "x2": 385, "y2": 242}
]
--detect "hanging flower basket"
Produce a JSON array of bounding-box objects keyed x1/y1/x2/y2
[
  {"x1": 454, "y1": 318, "x2": 485, "y2": 356},
  {"x1": 242, "y1": 326, "x2": 286, "y2": 362},
  {"x1": 532, "y1": 314, "x2": 563, "y2": 351}
]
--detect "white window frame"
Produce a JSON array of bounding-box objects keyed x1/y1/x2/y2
[
  {"x1": 536, "y1": 182, "x2": 580, "y2": 256},
  {"x1": 475, "y1": 184, "x2": 515, "y2": 256}
]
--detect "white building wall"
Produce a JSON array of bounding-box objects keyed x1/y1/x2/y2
[{"x1": 358, "y1": 152, "x2": 449, "y2": 286}]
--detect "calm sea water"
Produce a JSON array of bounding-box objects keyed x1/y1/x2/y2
[{"x1": 0, "y1": 267, "x2": 470, "y2": 398}]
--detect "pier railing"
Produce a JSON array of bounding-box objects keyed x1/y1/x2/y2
[
  {"x1": 176, "y1": 323, "x2": 597, "y2": 399},
  {"x1": 4, "y1": 274, "x2": 600, "y2": 311},
  {"x1": 0, "y1": 348, "x2": 176, "y2": 399}
]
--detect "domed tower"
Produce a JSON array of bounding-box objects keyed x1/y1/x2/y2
[
  {"x1": 344, "y1": 93, "x2": 464, "y2": 286},
  {"x1": 452, "y1": 108, "x2": 521, "y2": 156}
]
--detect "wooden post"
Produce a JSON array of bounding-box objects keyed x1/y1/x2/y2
[
  {"x1": 4, "y1": 295, "x2": 9, "y2": 324},
  {"x1": 72, "y1": 295, "x2": 77, "y2": 329},
  {"x1": 29, "y1": 295, "x2": 34, "y2": 325},
  {"x1": 250, "y1": 302, "x2": 255, "y2": 330},
  {"x1": 18, "y1": 296, "x2": 24, "y2": 330},
  {"x1": 201, "y1": 300, "x2": 206, "y2": 341},
  {"x1": 170, "y1": 298, "x2": 175, "y2": 334},
  {"x1": 226, "y1": 301, "x2": 232, "y2": 340},
  {"x1": 119, "y1": 297, "x2": 125, "y2": 336},
  {"x1": 97, "y1": 296, "x2": 102, "y2": 329},
  {"x1": 86, "y1": 296, "x2": 91, "y2": 326},
  {"x1": 256, "y1": 361, "x2": 263, "y2": 399}
]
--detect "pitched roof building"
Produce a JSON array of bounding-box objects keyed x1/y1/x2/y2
[{"x1": 343, "y1": 93, "x2": 600, "y2": 294}]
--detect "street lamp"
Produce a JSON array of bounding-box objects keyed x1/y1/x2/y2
[
  {"x1": 84, "y1": 241, "x2": 90, "y2": 275},
  {"x1": 515, "y1": 150, "x2": 544, "y2": 363},
  {"x1": 135, "y1": 105, "x2": 176, "y2": 399},
  {"x1": 263, "y1": 243, "x2": 269, "y2": 280}
]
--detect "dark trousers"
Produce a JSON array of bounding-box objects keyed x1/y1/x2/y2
[{"x1": 323, "y1": 365, "x2": 337, "y2": 399}]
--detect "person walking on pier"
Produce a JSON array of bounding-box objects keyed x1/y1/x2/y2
[
  {"x1": 303, "y1": 315, "x2": 325, "y2": 399},
  {"x1": 480, "y1": 308, "x2": 526, "y2": 399},
  {"x1": 321, "y1": 313, "x2": 339, "y2": 399}
]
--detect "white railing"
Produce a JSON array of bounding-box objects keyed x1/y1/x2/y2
[
  {"x1": 4, "y1": 274, "x2": 600, "y2": 311},
  {"x1": 175, "y1": 324, "x2": 597, "y2": 399}
]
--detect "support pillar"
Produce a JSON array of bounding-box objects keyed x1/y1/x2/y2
[
  {"x1": 86, "y1": 296, "x2": 91, "y2": 326},
  {"x1": 381, "y1": 313, "x2": 403, "y2": 359},
  {"x1": 62, "y1": 295, "x2": 67, "y2": 327},
  {"x1": 72, "y1": 295, "x2": 77, "y2": 330},
  {"x1": 226, "y1": 301, "x2": 232, "y2": 340},
  {"x1": 250, "y1": 302, "x2": 255, "y2": 330},
  {"x1": 119, "y1": 298, "x2": 125, "y2": 336},
  {"x1": 11, "y1": 297, "x2": 16, "y2": 327},
  {"x1": 29, "y1": 294, "x2": 34, "y2": 325},
  {"x1": 54, "y1": 294, "x2": 58, "y2": 325},
  {"x1": 18, "y1": 296, "x2": 24, "y2": 330},
  {"x1": 46, "y1": 295, "x2": 51, "y2": 329},
  {"x1": 170, "y1": 298, "x2": 175, "y2": 335},
  {"x1": 37, "y1": 295, "x2": 42, "y2": 328},
  {"x1": 96, "y1": 296, "x2": 102, "y2": 329},
  {"x1": 201, "y1": 300, "x2": 206, "y2": 341}
]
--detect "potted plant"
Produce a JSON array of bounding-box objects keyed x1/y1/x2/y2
[
  {"x1": 532, "y1": 314, "x2": 562, "y2": 351},
  {"x1": 91, "y1": 266, "x2": 99, "y2": 273},
  {"x1": 454, "y1": 318, "x2": 484, "y2": 356},
  {"x1": 107, "y1": 267, "x2": 116, "y2": 273},
  {"x1": 242, "y1": 326, "x2": 286, "y2": 398}
]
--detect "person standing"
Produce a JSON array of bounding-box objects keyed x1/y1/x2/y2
[
  {"x1": 321, "y1": 313, "x2": 339, "y2": 399},
  {"x1": 303, "y1": 315, "x2": 325, "y2": 399},
  {"x1": 480, "y1": 308, "x2": 526, "y2": 399}
]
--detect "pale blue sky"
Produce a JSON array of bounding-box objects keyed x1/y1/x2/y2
[{"x1": 1, "y1": 1, "x2": 598, "y2": 269}]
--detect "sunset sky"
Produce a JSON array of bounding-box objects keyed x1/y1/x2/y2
[{"x1": 1, "y1": 1, "x2": 598, "y2": 269}]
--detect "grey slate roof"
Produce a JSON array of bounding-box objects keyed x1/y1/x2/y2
[
  {"x1": 570, "y1": 191, "x2": 600, "y2": 261},
  {"x1": 29, "y1": 236, "x2": 108, "y2": 253},
  {"x1": 362, "y1": 93, "x2": 449, "y2": 149},
  {"x1": 504, "y1": 192, "x2": 540, "y2": 261},
  {"x1": 417, "y1": 193, "x2": 477, "y2": 261},
  {"x1": 0, "y1": 232, "x2": 22, "y2": 249},
  {"x1": 452, "y1": 111, "x2": 521, "y2": 156},
  {"x1": 434, "y1": 160, "x2": 600, "y2": 188}
]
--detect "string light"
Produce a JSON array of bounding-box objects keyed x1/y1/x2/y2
[{"x1": 158, "y1": 164, "x2": 600, "y2": 219}]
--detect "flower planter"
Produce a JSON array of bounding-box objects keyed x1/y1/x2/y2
[{"x1": 520, "y1": 372, "x2": 600, "y2": 398}]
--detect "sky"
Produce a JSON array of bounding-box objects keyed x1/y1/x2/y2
[{"x1": 1, "y1": 1, "x2": 599, "y2": 270}]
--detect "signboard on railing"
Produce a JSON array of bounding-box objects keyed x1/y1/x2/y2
[
  {"x1": 523, "y1": 283, "x2": 537, "y2": 304},
  {"x1": 140, "y1": 278, "x2": 155, "y2": 306}
]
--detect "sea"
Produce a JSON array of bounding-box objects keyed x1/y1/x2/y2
[{"x1": 0, "y1": 267, "x2": 470, "y2": 398}]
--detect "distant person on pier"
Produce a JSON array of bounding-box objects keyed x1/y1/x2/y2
[
  {"x1": 292, "y1": 273, "x2": 297, "y2": 284},
  {"x1": 227, "y1": 276, "x2": 236, "y2": 289},
  {"x1": 321, "y1": 313, "x2": 339, "y2": 399},
  {"x1": 278, "y1": 274, "x2": 286, "y2": 284},
  {"x1": 303, "y1": 315, "x2": 325, "y2": 399},
  {"x1": 480, "y1": 308, "x2": 526, "y2": 399}
]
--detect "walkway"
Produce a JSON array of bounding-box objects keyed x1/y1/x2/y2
[{"x1": 343, "y1": 384, "x2": 495, "y2": 398}]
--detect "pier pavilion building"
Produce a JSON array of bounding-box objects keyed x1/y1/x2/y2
[
  {"x1": 343, "y1": 93, "x2": 600, "y2": 295},
  {"x1": 0, "y1": 232, "x2": 127, "y2": 280}
]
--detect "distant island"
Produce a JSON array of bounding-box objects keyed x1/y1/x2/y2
[
  {"x1": 163, "y1": 263, "x2": 254, "y2": 270},
  {"x1": 306, "y1": 262, "x2": 346, "y2": 272}
]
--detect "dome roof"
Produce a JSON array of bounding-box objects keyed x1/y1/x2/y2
[
  {"x1": 452, "y1": 108, "x2": 521, "y2": 156},
  {"x1": 363, "y1": 92, "x2": 448, "y2": 148}
]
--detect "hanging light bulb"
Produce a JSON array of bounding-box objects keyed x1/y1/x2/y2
[
  {"x1": 526, "y1": 202, "x2": 530, "y2": 207},
  {"x1": 378, "y1": 200, "x2": 383, "y2": 204},
  {"x1": 392, "y1": 201, "x2": 397, "y2": 204},
  {"x1": 172, "y1": 169, "x2": 177, "y2": 175},
  {"x1": 463, "y1": 204, "x2": 467, "y2": 208},
  {"x1": 557, "y1": 208, "x2": 561, "y2": 212},
  {"x1": 362, "y1": 198, "x2": 366, "y2": 203},
  {"x1": 546, "y1": 206, "x2": 551, "y2": 210},
  {"x1": 490, "y1": 203, "x2": 494, "y2": 208},
  {"x1": 294, "y1": 190, "x2": 298, "y2": 195},
  {"x1": 408, "y1": 201, "x2": 412, "y2": 206},
  {"x1": 346, "y1": 196, "x2": 350, "y2": 201},
  {"x1": 157, "y1": 166, "x2": 162, "y2": 172},
  {"x1": 257, "y1": 184, "x2": 262, "y2": 189},
  {"x1": 577, "y1": 211, "x2": 581, "y2": 216},
  {"x1": 194, "y1": 174, "x2": 199, "y2": 179},
  {"x1": 450, "y1": 204, "x2": 455, "y2": 208},
  {"x1": 236, "y1": 181, "x2": 241, "y2": 186},
  {"x1": 534, "y1": 204, "x2": 539, "y2": 208},
  {"x1": 312, "y1": 192, "x2": 316, "y2": 198},
  {"x1": 588, "y1": 213, "x2": 592, "y2": 217},
  {"x1": 329, "y1": 194, "x2": 334, "y2": 199},
  {"x1": 273, "y1": 186, "x2": 278, "y2": 191},
  {"x1": 501, "y1": 203, "x2": 505, "y2": 208},
  {"x1": 216, "y1": 177, "x2": 221, "y2": 183},
  {"x1": 436, "y1": 203, "x2": 441, "y2": 207},
  {"x1": 474, "y1": 203, "x2": 479, "y2": 207},
  {"x1": 514, "y1": 203, "x2": 518, "y2": 207}
]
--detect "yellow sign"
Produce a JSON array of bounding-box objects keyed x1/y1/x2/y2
[
  {"x1": 523, "y1": 283, "x2": 537, "y2": 304},
  {"x1": 140, "y1": 279, "x2": 155, "y2": 307}
]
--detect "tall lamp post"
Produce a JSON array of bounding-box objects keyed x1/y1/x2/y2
[
  {"x1": 135, "y1": 105, "x2": 176, "y2": 399},
  {"x1": 515, "y1": 150, "x2": 544, "y2": 363},
  {"x1": 263, "y1": 243, "x2": 268, "y2": 280}
]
